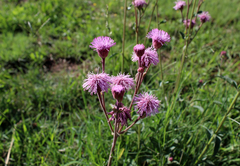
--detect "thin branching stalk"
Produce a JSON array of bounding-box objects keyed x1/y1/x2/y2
[
  {"x1": 102, "y1": 58, "x2": 105, "y2": 73},
  {"x1": 181, "y1": 10, "x2": 184, "y2": 22},
  {"x1": 174, "y1": 0, "x2": 197, "y2": 94},
  {"x1": 121, "y1": 0, "x2": 127, "y2": 73},
  {"x1": 97, "y1": 91, "x2": 114, "y2": 133},
  {"x1": 195, "y1": 91, "x2": 240, "y2": 164},
  {"x1": 188, "y1": 22, "x2": 203, "y2": 45},
  {"x1": 107, "y1": 112, "x2": 119, "y2": 166},
  {"x1": 129, "y1": 72, "x2": 142, "y2": 110},
  {"x1": 194, "y1": 0, "x2": 203, "y2": 21},
  {"x1": 134, "y1": 6, "x2": 138, "y2": 44},
  {"x1": 119, "y1": 117, "x2": 140, "y2": 134},
  {"x1": 144, "y1": 0, "x2": 157, "y2": 45}
]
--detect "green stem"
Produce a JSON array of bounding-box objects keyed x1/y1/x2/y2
[
  {"x1": 134, "y1": 7, "x2": 138, "y2": 44},
  {"x1": 121, "y1": 0, "x2": 127, "y2": 73},
  {"x1": 195, "y1": 91, "x2": 240, "y2": 165},
  {"x1": 144, "y1": 0, "x2": 157, "y2": 45},
  {"x1": 174, "y1": 0, "x2": 197, "y2": 94},
  {"x1": 158, "y1": 50, "x2": 165, "y2": 94}
]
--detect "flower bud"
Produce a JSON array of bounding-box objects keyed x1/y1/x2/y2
[
  {"x1": 111, "y1": 85, "x2": 125, "y2": 102},
  {"x1": 134, "y1": 44, "x2": 145, "y2": 57}
]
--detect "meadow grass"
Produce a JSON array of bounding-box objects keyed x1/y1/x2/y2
[{"x1": 0, "y1": 0, "x2": 240, "y2": 165}]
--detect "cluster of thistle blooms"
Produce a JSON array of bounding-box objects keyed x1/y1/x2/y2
[
  {"x1": 173, "y1": 0, "x2": 211, "y2": 28},
  {"x1": 82, "y1": 29, "x2": 170, "y2": 131}
]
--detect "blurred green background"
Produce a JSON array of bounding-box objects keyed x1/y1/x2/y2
[{"x1": 0, "y1": 0, "x2": 240, "y2": 165}]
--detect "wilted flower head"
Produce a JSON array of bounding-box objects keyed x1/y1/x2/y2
[
  {"x1": 132, "y1": 47, "x2": 159, "y2": 67},
  {"x1": 109, "y1": 103, "x2": 132, "y2": 126},
  {"x1": 168, "y1": 157, "x2": 173, "y2": 162},
  {"x1": 89, "y1": 36, "x2": 116, "y2": 59},
  {"x1": 83, "y1": 72, "x2": 112, "y2": 95},
  {"x1": 147, "y1": 29, "x2": 171, "y2": 50},
  {"x1": 183, "y1": 19, "x2": 196, "y2": 29},
  {"x1": 112, "y1": 85, "x2": 125, "y2": 102},
  {"x1": 134, "y1": 44, "x2": 145, "y2": 57},
  {"x1": 111, "y1": 74, "x2": 135, "y2": 90},
  {"x1": 220, "y1": 51, "x2": 227, "y2": 56},
  {"x1": 173, "y1": 0, "x2": 186, "y2": 11},
  {"x1": 132, "y1": 0, "x2": 147, "y2": 9},
  {"x1": 198, "y1": 11, "x2": 211, "y2": 23},
  {"x1": 134, "y1": 92, "x2": 160, "y2": 117}
]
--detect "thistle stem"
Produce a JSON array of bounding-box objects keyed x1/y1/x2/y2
[
  {"x1": 102, "y1": 58, "x2": 105, "y2": 73},
  {"x1": 174, "y1": 0, "x2": 197, "y2": 94},
  {"x1": 97, "y1": 91, "x2": 114, "y2": 133},
  {"x1": 134, "y1": 7, "x2": 138, "y2": 44},
  {"x1": 121, "y1": 0, "x2": 127, "y2": 73},
  {"x1": 144, "y1": 0, "x2": 157, "y2": 45},
  {"x1": 195, "y1": 91, "x2": 240, "y2": 164},
  {"x1": 119, "y1": 117, "x2": 140, "y2": 134},
  {"x1": 107, "y1": 112, "x2": 119, "y2": 166}
]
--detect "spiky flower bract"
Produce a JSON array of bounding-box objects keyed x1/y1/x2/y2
[
  {"x1": 183, "y1": 19, "x2": 196, "y2": 29},
  {"x1": 173, "y1": 0, "x2": 186, "y2": 11},
  {"x1": 132, "y1": 0, "x2": 147, "y2": 9},
  {"x1": 111, "y1": 85, "x2": 125, "y2": 102},
  {"x1": 198, "y1": 11, "x2": 211, "y2": 23},
  {"x1": 89, "y1": 36, "x2": 116, "y2": 59},
  {"x1": 134, "y1": 92, "x2": 160, "y2": 117},
  {"x1": 146, "y1": 29, "x2": 171, "y2": 50},
  {"x1": 132, "y1": 47, "x2": 159, "y2": 67},
  {"x1": 111, "y1": 74, "x2": 135, "y2": 90},
  {"x1": 83, "y1": 73, "x2": 112, "y2": 95},
  {"x1": 109, "y1": 103, "x2": 132, "y2": 126}
]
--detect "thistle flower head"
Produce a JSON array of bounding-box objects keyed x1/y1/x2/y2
[
  {"x1": 198, "y1": 11, "x2": 211, "y2": 23},
  {"x1": 183, "y1": 19, "x2": 196, "y2": 29},
  {"x1": 83, "y1": 72, "x2": 112, "y2": 95},
  {"x1": 111, "y1": 85, "x2": 125, "y2": 102},
  {"x1": 111, "y1": 74, "x2": 135, "y2": 90},
  {"x1": 132, "y1": 0, "x2": 147, "y2": 9},
  {"x1": 147, "y1": 29, "x2": 171, "y2": 50},
  {"x1": 109, "y1": 103, "x2": 132, "y2": 126},
  {"x1": 173, "y1": 0, "x2": 186, "y2": 11},
  {"x1": 134, "y1": 92, "x2": 160, "y2": 117},
  {"x1": 134, "y1": 44, "x2": 145, "y2": 57},
  {"x1": 89, "y1": 36, "x2": 116, "y2": 59},
  {"x1": 132, "y1": 47, "x2": 159, "y2": 67}
]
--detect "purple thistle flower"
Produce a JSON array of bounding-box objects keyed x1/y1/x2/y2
[
  {"x1": 111, "y1": 74, "x2": 135, "y2": 90},
  {"x1": 132, "y1": 0, "x2": 147, "y2": 9},
  {"x1": 146, "y1": 29, "x2": 171, "y2": 50},
  {"x1": 134, "y1": 92, "x2": 160, "y2": 117},
  {"x1": 132, "y1": 47, "x2": 159, "y2": 67},
  {"x1": 109, "y1": 103, "x2": 132, "y2": 126},
  {"x1": 183, "y1": 19, "x2": 196, "y2": 29},
  {"x1": 89, "y1": 36, "x2": 116, "y2": 59},
  {"x1": 83, "y1": 72, "x2": 112, "y2": 95},
  {"x1": 198, "y1": 11, "x2": 211, "y2": 23},
  {"x1": 112, "y1": 85, "x2": 125, "y2": 102},
  {"x1": 134, "y1": 44, "x2": 145, "y2": 57},
  {"x1": 173, "y1": 0, "x2": 186, "y2": 11}
]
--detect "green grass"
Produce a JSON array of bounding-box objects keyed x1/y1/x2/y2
[{"x1": 0, "y1": 0, "x2": 240, "y2": 165}]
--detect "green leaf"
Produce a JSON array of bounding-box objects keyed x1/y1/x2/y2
[
  {"x1": 109, "y1": 52, "x2": 118, "y2": 59},
  {"x1": 216, "y1": 75, "x2": 238, "y2": 89},
  {"x1": 159, "y1": 20, "x2": 167, "y2": 24},
  {"x1": 149, "y1": 127, "x2": 156, "y2": 132},
  {"x1": 192, "y1": 105, "x2": 204, "y2": 113},
  {"x1": 180, "y1": 31, "x2": 185, "y2": 39},
  {"x1": 213, "y1": 136, "x2": 221, "y2": 156},
  {"x1": 202, "y1": 126, "x2": 212, "y2": 141}
]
